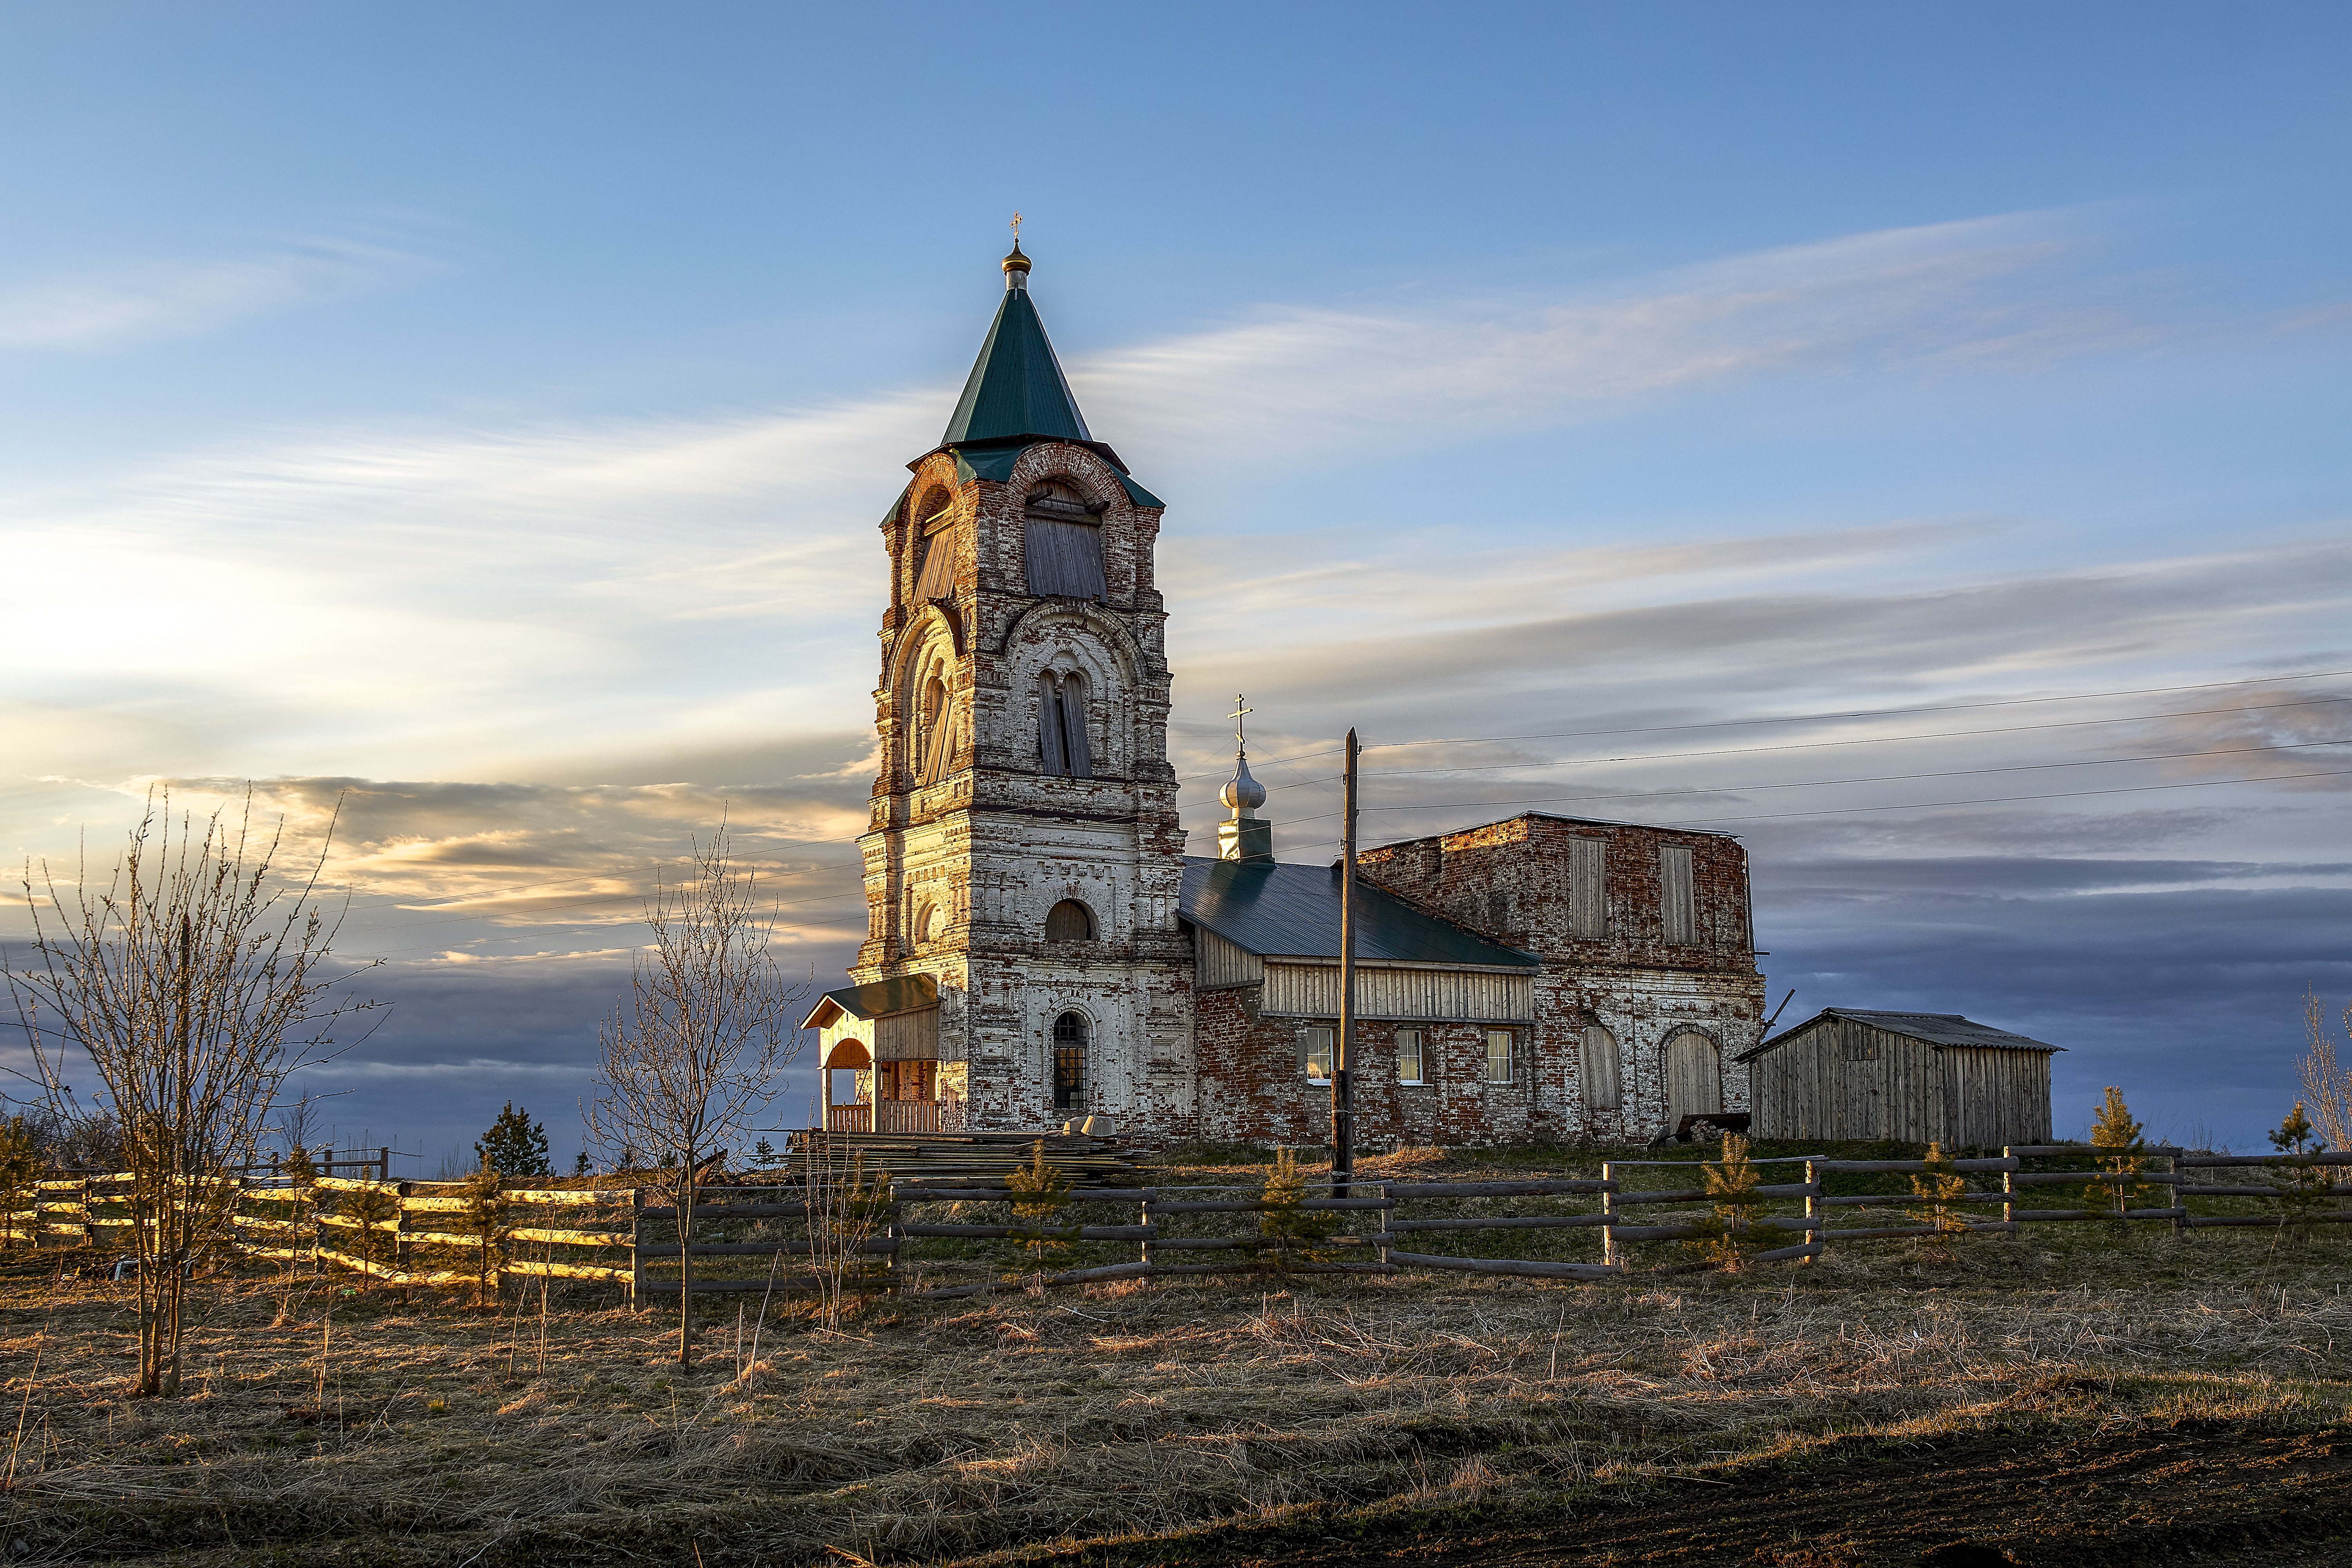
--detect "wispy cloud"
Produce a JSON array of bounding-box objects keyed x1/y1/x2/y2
[{"x1": 0, "y1": 236, "x2": 439, "y2": 352}]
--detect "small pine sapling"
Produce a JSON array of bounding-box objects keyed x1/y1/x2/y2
[
  {"x1": 475, "y1": 1103, "x2": 553, "y2": 1178},
  {"x1": 456, "y1": 1158, "x2": 512, "y2": 1303},
  {"x1": 0, "y1": 1117, "x2": 41, "y2": 1249},
  {"x1": 1005, "y1": 1139, "x2": 1076, "y2": 1281},
  {"x1": 751, "y1": 1137, "x2": 782, "y2": 1170},
  {"x1": 1906, "y1": 1142, "x2": 1973, "y2": 1248},
  {"x1": 2089, "y1": 1087, "x2": 2148, "y2": 1228},
  {"x1": 2265, "y1": 1103, "x2": 2340, "y2": 1244},
  {"x1": 572, "y1": 1149, "x2": 592, "y2": 1177},
  {"x1": 1257, "y1": 1147, "x2": 1340, "y2": 1272},
  {"x1": 276, "y1": 1145, "x2": 318, "y2": 1278},
  {"x1": 807, "y1": 1152, "x2": 891, "y2": 1329},
  {"x1": 1684, "y1": 1133, "x2": 1769, "y2": 1270},
  {"x1": 344, "y1": 1180, "x2": 402, "y2": 1273}
]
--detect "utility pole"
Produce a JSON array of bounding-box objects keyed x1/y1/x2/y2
[{"x1": 1334, "y1": 728, "x2": 1358, "y2": 1200}]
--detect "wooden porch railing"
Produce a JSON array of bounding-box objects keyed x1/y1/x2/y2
[{"x1": 824, "y1": 1101, "x2": 940, "y2": 1134}]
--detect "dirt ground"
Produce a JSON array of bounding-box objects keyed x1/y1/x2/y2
[{"x1": 3, "y1": 1149, "x2": 2348, "y2": 1566}]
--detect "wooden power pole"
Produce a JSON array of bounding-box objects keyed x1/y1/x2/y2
[{"x1": 1334, "y1": 728, "x2": 1358, "y2": 1199}]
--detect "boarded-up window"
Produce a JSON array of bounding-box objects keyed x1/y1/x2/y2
[
  {"x1": 1484, "y1": 1029, "x2": 1515, "y2": 1085},
  {"x1": 916, "y1": 670, "x2": 955, "y2": 784},
  {"x1": 1038, "y1": 671, "x2": 1093, "y2": 778},
  {"x1": 1396, "y1": 1029, "x2": 1425, "y2": 1085},
  {"x1": 1665, "y1": 1030, "x2": 1722, "y2": 1126},
  {"x1": 912, "y1": 492, "x2": 957, "y2": 599},
  {"x1": 1303, "y1": 1025, "x2": 1335, "y2": 1083},
  {"x1": 1569, "y1": 837, "x2": 1606, "y2": 940},
  {"x1": 1660, "y1": 844, "x2": 1695, "y2": 945},
  {"x1": 1045, "y1": 899, "x2": 1095, "y2": 942},
  {"x1": 1024, "y1": 481, "x2": 1107, "y2": 599},
  {"x1": 1581, "y1": 1024, "x2": 1621, "y2": 1110}
]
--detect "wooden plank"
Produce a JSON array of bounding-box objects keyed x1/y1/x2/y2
[
  {"x1": 2178, "y1": 1152, "x2": 2352, "y2": 1169},
  {"x1": 318, "y1": 1212, "x2": 400, "y2": 1233},
  {"x1": 1381, "y1": 1180, "x2": 1614, "y2": 1199},
  {"x1": 1750, "y1": 1242, "x2": 1824, "y2": 1263},
  {"x1": 1611, "y1": 1182, "x2": 1817, "y2": 1208},
  {"x1": 1380, "y1": 1215, "x2": 1612, "y2": 1233},
  {"x1": 893, "y1": 1186, "x2": 1159, "y2": 1203},
  {"x1": 2007, "y1": 1170, "x2": 2181, "y2": 1187},
  {"x1": 1608, "y1": 1217, "x2": 1821, "y2": 1241},
  {"x1": 509, "y1": 1227, "x2": 628, "y2": 1247},
  {"x1": 1385, "y1": 1249, "x2": 1622, "y2": 1280},
  {"x1": 2007, "y1": 1144, "x2": 2186, "y2": 1158},
  {"x1": 1143, "y1": 1213, "x2": 1383, "y2": 1222},
  {"x1": 1815, "y1": 1193, "x2": 2006, "y2": 1207},
  {"x1": 2185, "y1": 1212, "x2": 2352, "y2": 1229},
  {"x1": 896, "y1": 1223, "x2": 1154, "y2": 1241},
  {"x1": 1810, "y1": 1158, "x2": 2018, "y2": 1174},
  {"x1": 504, "y1": 1258, "x2": 633, "y2": 1281}
]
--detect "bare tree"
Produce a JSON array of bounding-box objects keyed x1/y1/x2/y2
[
  {"x1": 2299, "y1": 992, "x2": 2352, "y2": 1154},
  {"x1": 4, "y1": 790, "x2": 379, "y2": 1396},
  {"x1": 586, "y1": 825, "x2": 807, "y2": 1367}
]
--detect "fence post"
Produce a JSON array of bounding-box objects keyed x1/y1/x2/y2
[
  {"x1": 1139, "y1": 1187, "x2": 1155, "y2": 1275},
  {"x1": 1804, "y1": 1160, "x2": 1820, "y2": 1266},
  {"x1": 1377, "y1": 1183, "x2": 1391, "y2": 1269},
  {"x1": 394, "y1": 1181, "x2": 414, "y2": 1284},
  {"x1": 1600, "y1": 1161, "x2": 1616, "y2": 1269},
  {"x1": 379, "y1": 1147, "x2": 391, "y2": 1186},
  {"x1": 629, "y1": 1186, "x2": 645, "y2": 1311},
  {"x1": 2171, "y1": 1150, "x2": 2187, "y2": 1240}
]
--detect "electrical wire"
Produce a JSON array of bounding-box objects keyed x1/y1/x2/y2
[
  {"x1": 1274, "y1": 736, "x2": 2352, "y2": 826},
  {"x1": 1175, "y1": 665, "x2": 2352, "y2": 781}
]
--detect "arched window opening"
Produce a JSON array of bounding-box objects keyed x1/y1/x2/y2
[
  {"x1": 1045, "y1": 899, "x2": 1096, "y2": 942},
  {"x1": 1038, "y1": 670, "x2": 1093, "y2": 779},
  {"x1": 1052, "y1": 1011, "x2": 1089, "y2": 1111},
  {"x1": 913, "y1": 900, "x2": 940, "y2": 947},
  {"x1": 1664, "y1": 1029, "x2": 1723, "y2": 1131},
  {"x1": 915, "y1": 665, "x2": 955, "y2": 784},
  {"x1": 1581, "y1": 1024, "x2": 1621, "y2": 1111},
  {"x1": 912, "y1": 489, "x2": 958, "y2": 600},
  {"x1": 1024, "y1": 479, "x2": 1107, "y2": 600}
]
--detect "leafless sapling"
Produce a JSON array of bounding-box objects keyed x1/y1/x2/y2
[
  {"x1": 584, "y1": 824, "x2": 807, "y2": 1367},
  {"x1": 3, "y1": 789, "x2": 379, "y2": 1396}
]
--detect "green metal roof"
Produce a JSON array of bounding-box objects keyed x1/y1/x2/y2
[
  {"x1": 1179, "y1": 858, "x2": 1539, "y2": 969},
  {"x1": 942, "y1": 287, "x2": 1092, "y2": 447}
]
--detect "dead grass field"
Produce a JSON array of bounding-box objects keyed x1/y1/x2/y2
[{"x1": 2, "y1": 1147, "x2": 2349, "y2": 1567}]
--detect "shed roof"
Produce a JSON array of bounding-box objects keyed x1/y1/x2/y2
[
  {"x1": 1179, "y1": 858, "x2": 1539, "y2": 969},
  {"x1": 1739, "y1": 1007, "x2": 2062, "y2": 1062},
  {"x1": 802, "y1": 973, "x2": 938, "y2": 1032}
]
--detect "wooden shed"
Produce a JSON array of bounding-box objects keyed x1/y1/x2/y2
[{"x1": 1735, "y1": 1009, "x2": 2059, "y2": 1147}]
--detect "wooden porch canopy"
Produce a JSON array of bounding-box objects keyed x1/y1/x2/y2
[{"x1": 803, "y1": 974, "x2": 940, "y2": 1061}]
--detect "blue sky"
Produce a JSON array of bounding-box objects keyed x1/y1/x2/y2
[{"x1": 3, "y1": 3, "x2": 2348, "y2": 1167}]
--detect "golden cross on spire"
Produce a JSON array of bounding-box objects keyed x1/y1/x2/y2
[
  {"x1": 1010, "y1": 211, "x2": 1023, "y2": 244},
  {"x1": 1230, "y1": 694, "x2": 1252, "y2": 750}
]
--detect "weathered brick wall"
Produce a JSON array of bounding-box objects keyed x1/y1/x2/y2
[
  {"x1": 1355, "y1": 814, "x2": 1766, "y2": 1142},
  {"x1": 850, "y1": 442, "x2": 1198, "y2": 1140}
]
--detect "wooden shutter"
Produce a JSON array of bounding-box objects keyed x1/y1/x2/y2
[
  {"x1": 1660, "y1": 844, "x2": 1695, "y2": 945},
  {"x1": 1024, "y1": 520, "x2": 1107, "y2": 599},
  {"x1": 1038, "y1": 673, "x2": 1066, "y2": 775},
  {"x1": 1580, "y1": 1025, "x2": 1621, "y2": 1110},
  {"x1": 1569, "y1": 837, "x2": 1606, "y2": 940}
]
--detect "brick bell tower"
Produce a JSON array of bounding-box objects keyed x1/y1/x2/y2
[{"x1": 845, "y1": 237, "x2": 1194, "y2": 1136}]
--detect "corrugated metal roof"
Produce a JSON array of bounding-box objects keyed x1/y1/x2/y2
[
  {"x1": 1179, "y1": 857, "x2": 1539, "y2": 969},
  {"x1": 802, "y1": 973, "x2": 938, "y2": 1031},
  {"x1": 941, "y1": 287, "x2": 1091, "y2": 448},
  {"x1": 1741, "y1": 1007, "x2": 2062, "y2": 1061}
]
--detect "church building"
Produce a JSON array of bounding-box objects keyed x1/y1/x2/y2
[{"x1": 801, "y1": 243, "x2": 1768, "y2": 1147}]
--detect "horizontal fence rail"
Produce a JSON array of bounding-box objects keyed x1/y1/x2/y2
[{"x1": 6, "y1": 1137, "x2": 2339, "y2": 1303}]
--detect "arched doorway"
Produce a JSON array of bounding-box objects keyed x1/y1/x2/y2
[
  {"x1": 1664, "y1": 1029, "x2": 1722, "y2": 1133},
  {"x1": 825, "y1": 1038, "x2": 873, "y2": 1132},
  {"x1": 1052, "y1": 1012, "x2": 1089, "y2": 1113}
]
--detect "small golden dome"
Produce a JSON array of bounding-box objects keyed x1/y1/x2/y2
[{"x1": 1002, "y1": 241, "x2": 1032, "y2": 276}]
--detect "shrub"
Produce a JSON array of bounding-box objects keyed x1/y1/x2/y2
[
  {"x1": 2090, "y1": 1087, "x2": 2149, "y2": 1227},
  {"x1": 475, "y1": 1103, "x2": 552, "y2": 1178},
  {"x1": 1257, "y1": 1147, "x2": 1340, "y2": 1270}
]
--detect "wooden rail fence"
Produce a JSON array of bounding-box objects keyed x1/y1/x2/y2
[{"x1": 6, "y1": 1142, "x2": 2340, "y2": 1301}]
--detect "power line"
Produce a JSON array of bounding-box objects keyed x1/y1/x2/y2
[
  {"x1": 1175, "y1": 665, "x2": 2352, "y2": 782},
  {"x1": 1246, "y1": 691, "x2": 2352, "y2": 794},
  {"x1": 1276, "y1": 737, "x2": 2352, "y2": 826}
]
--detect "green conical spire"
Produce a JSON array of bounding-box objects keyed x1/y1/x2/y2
[{"x1": 940, "y1": 243, "x2": 1092, "y2": 447}]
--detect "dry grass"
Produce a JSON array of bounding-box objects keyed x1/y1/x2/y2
[{"x1": 2, "y1": 1152, "x2": 2350, "y2": 1566}]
